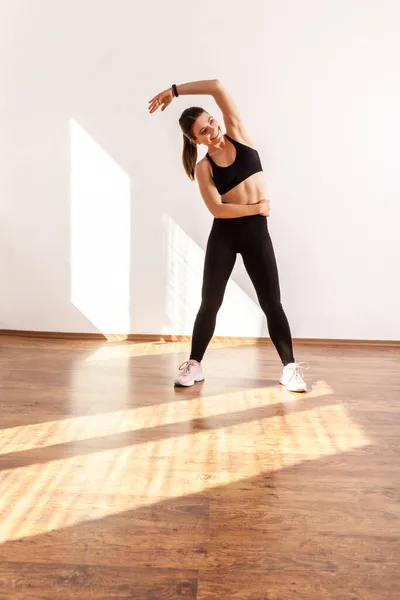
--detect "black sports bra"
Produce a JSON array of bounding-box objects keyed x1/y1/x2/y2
[{"x1": 205, "y1": 133, "x2": 263, "y2": 196}]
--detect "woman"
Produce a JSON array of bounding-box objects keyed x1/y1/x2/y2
[{"x1": 148, "y1": 79, "x2": 307, "y2": 392}]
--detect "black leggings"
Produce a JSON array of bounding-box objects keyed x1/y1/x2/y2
[{"x1": 189, "y1": 214, "x2": 295, "y2": 366}]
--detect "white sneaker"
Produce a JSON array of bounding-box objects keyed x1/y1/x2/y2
[
  {"x1": 280, "y1": 362, "x2": 308, "y2": 392},
  {"x1": 174, "y1": 360, "x2": 205, "y2": 387}
]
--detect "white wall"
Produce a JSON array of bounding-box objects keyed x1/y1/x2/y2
[{"x1": 1, "y1": 0, "x2": 399, "y2": 340}]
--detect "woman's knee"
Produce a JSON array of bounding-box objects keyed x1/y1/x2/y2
[
  {"x1": 260, "y1": 298, "x2": 283, "y2": 316},
  {"x1": 199, "y1": 296, "x2": 224, "y2": 316}
]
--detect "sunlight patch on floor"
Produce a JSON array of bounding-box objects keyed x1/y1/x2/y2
[
  {"x1": 0, "y1": 386, "x2": 369, "y2": 543},
  {"x1": 0, "y1": 381, "x2": 333, "y2": 456},
  {"x1": 84, "y1": 337, "x2": 263, "y2": 361}
]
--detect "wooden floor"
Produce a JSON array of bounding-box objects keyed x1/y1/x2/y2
[{"x1": 0, "y1": 335, "x2": 399, "y2": 599}]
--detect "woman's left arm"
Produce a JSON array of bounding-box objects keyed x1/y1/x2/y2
[
  {"x1": 149, "y1": 79, "x2": 242, "y2": 126},
  {"x1": 149, "y1": 80, "x2": 218, "y2": 114},
  {"x1": 176, "y1": 80, "x2": 242, "y2": 124},
  {"x1": 178, "y1": 79, "x2": 249, "y2": 141}
]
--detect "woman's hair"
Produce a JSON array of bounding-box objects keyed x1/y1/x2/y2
[{"x1": 179, "y1": 106, "x2": 206, "y2": 180}]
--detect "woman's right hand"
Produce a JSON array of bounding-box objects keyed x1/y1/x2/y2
[{"x1": 258, "y1": 199, "x2": 271, "y2": 217}]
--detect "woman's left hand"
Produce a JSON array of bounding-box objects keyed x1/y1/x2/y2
[{"x1": 148, "y1": 88, "x2": 174, "y2": 114}]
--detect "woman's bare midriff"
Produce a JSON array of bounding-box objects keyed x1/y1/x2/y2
[{"x1": 220, "y1": 172, "x2": 266, "y2": 205}]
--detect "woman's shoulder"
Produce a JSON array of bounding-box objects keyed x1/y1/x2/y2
[
  {"x1": 225, "y1": 125, "x2": 257, "y2": 150},
  {"x1": 195, "y1": 156, "x2": 213, "y2": 180},
  {"x1": 197, "y1": 156, "x2": 212, "y2": 170}
]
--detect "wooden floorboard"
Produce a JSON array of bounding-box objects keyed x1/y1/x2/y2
[{"x1": 0, "y1": 336, "x2": 399, "y2": 599}]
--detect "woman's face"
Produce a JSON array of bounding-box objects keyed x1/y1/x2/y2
[{"x1": 192, "y1": 112, "x2": 223, "y2": 147}]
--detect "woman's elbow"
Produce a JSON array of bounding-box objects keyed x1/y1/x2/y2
[
  {"x1": 212, "y1": 79, "x2": 222, "y2": 92},
  {"x1": 210, "y1": 203, "x2": 224, "y2": 219}
]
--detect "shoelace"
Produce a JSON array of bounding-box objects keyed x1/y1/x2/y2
[
  {"x1": 179, "y1": 360, "x2": 196, "y2": 376},
  {"x1": 288, "y1": 362, "x2": 309, "y2": 382}
]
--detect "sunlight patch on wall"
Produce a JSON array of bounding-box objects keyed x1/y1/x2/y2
[
  {"x1": 70, "y1": 119, "x2": 131, "y2": 334},
  {"x1": 162, "y1": 214, "x2": 265, "y2": 337}
]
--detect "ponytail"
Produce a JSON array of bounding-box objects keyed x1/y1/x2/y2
[
  {"x1": 178, "y1": 106, "x2": 205, "y2": 180},
  {"x1": 182, "y1": 135, "x2": 198, "y2": 180}
]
